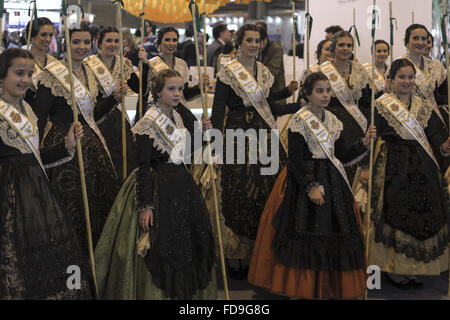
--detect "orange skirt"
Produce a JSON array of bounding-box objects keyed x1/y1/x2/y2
[{"x1": 248, "y1": 166, "x2": 367, "y2": 300}]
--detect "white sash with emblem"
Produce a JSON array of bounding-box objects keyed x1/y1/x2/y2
[
  {"x1": 296, "y1": 108, "x2": 353, "y2": 193},
  {"x1": 320, "y1": 61, "x2": 368, "y2": 132},
  {"x1": 0, "y1": 99, "x2": 47, "y2": 176},
  {"x1": 45, "y1": 60, "x2": 115, "y2": 170},
  {"x1": 400, "y1": 55, "x2": 446, "y2": 124},
  {"x1": 32, "y1": 63, "x2": 44, "y2": 90},
  {"x1": 377, "y1": 93, "x2": 440, "y2": 168},
  {"x1": 225, "y1": 60, "x2": 287, "y2": 153},
  {"x1": 139, "y1": 107, "x2": 187, "y2": 165},
  {"x1": 84, "y1": 55, "x2": 131, "y2": 124},
  {"x1": 363, "y1": 63, "x2": 385, "y2": 92},
  {"x1": 149, "y1": 56, "x2": 171, "y2": 74}
]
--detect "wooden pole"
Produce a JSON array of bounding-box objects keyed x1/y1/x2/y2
[
  {"x1": 353, "y1": 8, "x2": 357, "y2": 58},
  {"x1": 115, "y1": 3, "x2": 127, "y2": 181},
  {"x1": 138, "y1": 0, "x2": 145, "y2": 120},
  {"x1": 412, "y1": 11, "x2": 414, "y2": 24},
  {"x1": 365, "y1": 0, "x2": 377, "y2": 301},
  {"x1": 202, "y1": 0, "x2": 208, "y2": 113},
  {"x1": 292, "y1": 1, "x2": 296, "y2": 103},
  {"x1": 191, "y1": 2, "x2": 230, "y2": 300},
  {"x1": 26, "y1": 0, "x2": 36, "y2": 51},
  {"x1": 306, "y1": 0, "x2": 310, "y2": 71},
  {"x1": 440, "y1": 0, "x2": 450, "y2": 296},
  {"x1": 62, "y1": 6, "x2": 98, "y2": 296},
  {"x1": 389, "y1": 1, "x2": 393, "y2": 65}
]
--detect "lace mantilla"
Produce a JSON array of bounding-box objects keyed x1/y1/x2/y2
[
  {"x1": 111, "y1": 56, "x2": 134, "y2": 82},
  {"x1": 37, "y1": 61, "x2": 99, "y2": 108},
  {"x1": 0, "y1": 100, "x2": 37, "y2": 154},
  {"x1": 376, "y1": 94, "x2": 433, "y2": 140},
  {"x1": 146, "y1": 57, "x2": 190, "y2": 97},
  {"x1": 218, "y1": 60, "x2": 274, "y2": 107},
  {"x1": 347, "y1": 61, "x2": 370, "y2": 102},
  {"x1": 289, "y1": 106, "x2": 343, "y2": 159},
  {"x1": 131, "y1": 104, "x2": 186, "y2": 162}
]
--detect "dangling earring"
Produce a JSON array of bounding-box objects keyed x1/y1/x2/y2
[
  {"x1": 237, "y1": 46, "x2": 243, "y2": 59},
  {"x1": 0, "y1": 79, "x2": 4, "y2": 96}
]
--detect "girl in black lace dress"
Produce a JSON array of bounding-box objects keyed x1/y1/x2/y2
[
  {"x1": 33, "y1": 24, "x2": 128, "y2": 252},
  {"x1": 0, "y1": 48, "x2": 93, "y2": 299},
  {"x1": 85, "y1": 26, "x2": 150, "y2": 177},
  {"x1": 367, "y1": 58, "x2": 450, "y2": 289},
  {"x1": 210, "y1": 24, "x2": 299, "y2": 269},
  {"x1": 94, "y1": 69, "x2": 217, "y2": 300},
  {"x1": 249, "y1": 72, "x2": 375, "y2": 299}
]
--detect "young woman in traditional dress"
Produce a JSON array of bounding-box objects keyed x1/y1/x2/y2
[
  {"x1": 84, "y1": 26, "x2": 150, "y2": 176},
  {"x1": 0, "y1": 48, "x2": 93, "y2": 299},
  {"x1": 210, "y1": 23, "x2": 300, "y2": 277},
  {"x1": 136, "y1": 26, "x2": 209, "y2": 129},
  {"x1": 362, "y1": 40, "x2": 390, "y2": 93},
  {"x1": 248, "y1": 72, "x2": 376, "y2": 299},
  {"x1": 94, "y1": 69, "x2": 217, "y2": 300},
  {"x1": 391, "y1": 24, "x2": 447, "y2": 128},
  {"x1": 367, "y1": 58, "x2": 450, "y2": 289},
  {"x1": 320, "y1": 30, "x2": 374, "y2": 190},
  {"x1": 297, "y1": 39, "x2": 333, "y2": 105},
  {"x1": 24, "y1": 17, "x2": 58, "y2": 106},
  {"x1": 33, "y1": 24, "x2": 128, "y2": 252}
]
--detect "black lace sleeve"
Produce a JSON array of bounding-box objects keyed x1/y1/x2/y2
[
  {"x1": 334, "y1": 133, "x2": 369, "y2": 164},
  {"x1": 435, "y1": 79, "x2": 448, "y2": 105},
  {"x1": 40, "y1": 141, "x2": 73, "y2": 166},
  {"x1": 33, "y1": 83, "x2": 55, "y2": 139},
  {"x1": 211, "y1": 77, "x2": 229, "y2": 133},
  {"x1": 93, "y1": 94, "x2": 118, "y2": 121},
  {"x1": 425, "y1": 110, "x2": 450, "y2": 170},
  {"x1": 127, "y1": 63, "x2": 149, "y2": 94},
  {"x1": 135, "y1": 133, "x2": 155, "y2": 212},
  {"x1": 287, "y1": 129, "x2": 317, "y2": 190},
  {"x1": 269, "y1": 101, "x2": 301, "y2": 118},
  {"x1": 269, "y1": 87, "x2": 292, "y2": 101},
  {"x1": 183, "y1": 83, "x2": 201, "y2": 101}
]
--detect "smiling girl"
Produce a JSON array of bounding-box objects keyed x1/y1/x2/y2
[
  {"x1": 249, "y1": 72, "x2": 376, "y2": 299},
  {"x1": 368, "y1": 58, "x2": 450, "y2": 289},
  {"x1": 95, "y1": 69, "x2": 217, "y2": 300},
  {"x1": 33, "y1": 24, "x2": 128, "y2": 253},
  {"x1": 0, "y1": 48, "x2": 93, "y2": 299}
]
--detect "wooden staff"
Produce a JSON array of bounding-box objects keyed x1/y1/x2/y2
[
  {"x1": 389, "y1": 1, "x2": 393, "y2": 65},
  {"x1": 306, "y1": 0, "x2": 310, "y2": 72},
  {"x1": 138, "y1": 0, "x2": 146, "y2": 120},
  {"x1": 26, "y1": 0, "x2": 36, "y2": 51},
  {"x1": 353, "y1": 8, "x2": 357, "y2": 57},
  {"x1": 190, "y1": 1, "x2": 230, "y2": 300},
  {"x1": 365, "y1": 0, "x2": 377, "y2": 301},
  {"x1": 62, "y1": 3, "x2": 98, "y2": 296},
  {"x1": 412, "y1": 12, "x2": 414, "y2": 24},
  {"x1": 115, "y1": 2, "x2": 127, "y2": 181},
  {"x1": 292, "y1": 1, "x2": 296, "y2": 103},
  {"x1": 202, "y1": 0, "x2": 208, "y2": 112},
  {"x1": 441, "y1": 0, "x2": 450, "y2": 296}
]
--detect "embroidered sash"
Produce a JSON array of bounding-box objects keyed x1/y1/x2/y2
[
  {"x1": 141, "y1": 107, "x2": 187, "y2": 165},
  {"x1": 32, "y1": 63, "x2": 44, "y2": 90},
  {"x1": 0, "y1": 99, "x2": 47, "y2": 176},
  {"x1": 377, "y1": 93, "x2": 440, "y2": 168},
  {"x1": 45, "y1": 60, "x2": 115, "y2": 170},
  {"x1": 297, "y1": 108, "x2": 352, "y2": 192},
  {"x1": 84, "y1": 55, "x2": 131, "y2": 124},
  {"x1": 225, "y1": 59, "x2": 287, "y2": 153},
  {"x1": 149, "y1": 56, "x2": 171, "y2": 74},
  {"x1": 217, "y1": 54, "x2": 232, "y2": 72},
  {"x1": 363, "y1": 63, "x2": 386, "y2": 91},
  {"x1": 320, "y1": 61, "x2": 368, "y2": 132},
  {"x1": 400, "y1": 55, "x2": 445, "y2": 124}
]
